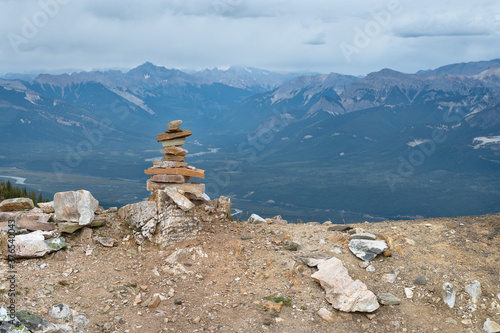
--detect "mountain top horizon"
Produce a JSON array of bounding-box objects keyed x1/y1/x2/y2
[{"x1": 3, "y1": 58, "x2": 500, "y2": 83}]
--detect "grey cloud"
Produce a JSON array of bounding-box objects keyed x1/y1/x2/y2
[{"x1": 304, "y1": 33, "x2": 326, "y2": 45}]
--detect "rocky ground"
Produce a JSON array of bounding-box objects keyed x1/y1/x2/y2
[{"x1": 1, "y1": 212, "x2": 499, "y2": 333}]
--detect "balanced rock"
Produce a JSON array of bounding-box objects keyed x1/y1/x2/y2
[
  {"x1": 167, "y1": 120, "x2": 182, "y2": 131},
  {"x1": 54, "y1": 190, "x2": 99, "y2": 226},
  {"x1": 0, "y1": 198, "x2": 34, "y2": 212},
  {"x1": 157, "y1": 130, "x2": 192, "y2": 142},
  {"x1": 151, "y1": 174, "x2": 187, "y2": 183},
  {"x1": 162, "y1": 155, "x2": 185, "y2": 162},
  {"x1": 311, "y1": 257, "x2": 379, "y2": 312},
  {"x1": 161, "y1": 137, "x2": 186, "y2": 147},
  {"x1": 161, "y1": 147, "x2": 188, "y2": 156},
  {"x1": 348, "y1": 239, "x2": 388, "y2": 261}
]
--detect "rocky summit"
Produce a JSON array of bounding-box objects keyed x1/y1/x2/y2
[{"x1": 0, "y1": 194, "x2": 498, "y2": 332}]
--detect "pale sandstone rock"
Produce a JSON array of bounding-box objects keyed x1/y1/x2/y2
[
  {"x1": 13, "y1": 230, "x2": 66, "y2": 258},
  {"x1": 248, "y1": 213, "x2": 266, "y2": 224},
  {"x1": 484, "y1": 318, "x2": 500, "y2": 333},
  {"x1": 38, "y1": 201, "x2": 55, "y2": 214},
  {"x1": 57, "y1": 222, "x2": 83, "y2": 234},
  {"x1": 317, "y1": 308, "x2": 336, "y2": 322},
  {"x1": 150, "y1": 174, "x2": 187, "y2": 183},
  {"x1": 164, "y1": 187, "x2": 195, "y2": 212},
  {"x1": 0, "y1": 198, "x2": 34, "y2": 211},
  {"x1": 311, "y1": 257, "x2": 379, "y2": 312},
  {"x1": 54, "y1": 190, "x2": 99, "y2": 226},
  {"x1": 152, "y1": 160, "x2": 188, "y2": 168},
  {"x1": 15, "y1": 212, "x2": 55, "y2": 231}
]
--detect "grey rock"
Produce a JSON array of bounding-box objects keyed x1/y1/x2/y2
[
  {"x1": 57, "y1": 222, "x2": 83, "y2": 234},
  {"x1": 350, "y1": 233, "x2": 376, "y2": 240},
  {"x1": 0, "y1": 198, "x2": 34, "y2": 212},
  {"x1": 49, "y1": 304, "x2": 72, "y2": 322},
  {"x1": 366, "y1": 265, "x2": 376, "y2": 272},
  {"x1": 283, "y1": 241, "x2": 301, "y2": 251},
  {"x1": 377, "y1": 293, "x2": 401, "y2": 305},
  {"x1": 381, "y1": 273, "x2": 397, "y2": 283},
  {"x1": 0, "y1": 321, "x2": 31, "y2": 333},
  {"x1": 248, "y1": 213, "x2": 266, "y2": 224},
  {"x1": 443, "y1": 283, "x2": 456, "y2": 308},
  {"x1": 0, "y1": 307, "x2": 26, "y2": 330},
  {"x1": 484, "y1": 318, "x2": 500, "y2": 333},
  {"x1": 327, "y1": 225, "x2": 352, "y2": 231},
  {"x1": 16, "y1": 310, "x2": 63, "y2": 332},
  {"x1": 465, "y1": 280, "x2": 481, "y2": 304},
  {"x1": 348, "y1": 239, "x2": 388, "y2": 261},
  {"x1": 414, "y1": 276, "x2": 427, "y2": 285},
  {"x1": 1, "y1": 225, "x2": 29, "y2": 235},
  {"x1": 97, "y1": 237, "x2": 117, "y2": 247},
  {"x1": 311, "y1": 257, "x2": 379, "y2": 312},
  {"x1": 73, "y1": 314, "x2": 89, "y2": 333},
  {"x1": 359, "y1": 261, "x2": 370, "y2": 268},
  {"x1": 54, "y1": 190, "x2": 99, "y2": 226},
  {"x1": 300, "y1": 257, "x2": 327, "y2": 267}
]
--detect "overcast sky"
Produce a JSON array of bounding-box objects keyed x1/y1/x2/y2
[{"x1": 0, "y1": 0, "x2": 499, "y2": 76}]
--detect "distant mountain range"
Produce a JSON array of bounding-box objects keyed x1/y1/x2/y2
[{"x1": 0, "y1": 59, "x2": 499, "y2": 222}]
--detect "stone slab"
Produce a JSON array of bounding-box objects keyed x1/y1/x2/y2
[
  {"x1": 0, "y1": 198, "x2": 34, "y2": 212},
  {"x1": 164, "y1": 187, "x2": 195, "y2": 212},
  {"x1": 162, "y1": 155, "x2": 185, "y2": 162},
  {"x1": 161, "y1": 138, "x2": 186, "y2": 147},
  {"x1": 15, "y1": 212, "x2": 56, "y2": 231},
  {"x1": 157, "y1": 130, "x2": 192, "y2": 142},
  {"x1": 145, "y1": 167, "x2": 205, "y2": 179},
  {"x1": 150, "y1": 174, "x2": 187, "y2": 183},
  {"x1": 161, "y1": 147, "x2": 188, "y2": 156},
  {"x1": 152, "y1": 160, "x2": 188, "y2": 168}
]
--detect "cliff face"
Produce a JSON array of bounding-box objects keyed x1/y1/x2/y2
[{"x1": 1, "y1": 210, "x2": 499, "y2": 332}]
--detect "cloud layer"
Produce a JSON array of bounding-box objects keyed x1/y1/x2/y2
[{"x1": 0, "y1": 0, "x2": 498, "y2": 75}]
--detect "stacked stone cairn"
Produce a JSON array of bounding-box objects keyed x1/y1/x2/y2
[{"x1": 144, "y1": 120, "x2": 208, "y2": 209}]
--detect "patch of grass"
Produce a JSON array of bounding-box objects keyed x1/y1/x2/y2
[{"x1": 264, "y1": 295, "x2": 292, "y2": 307}]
